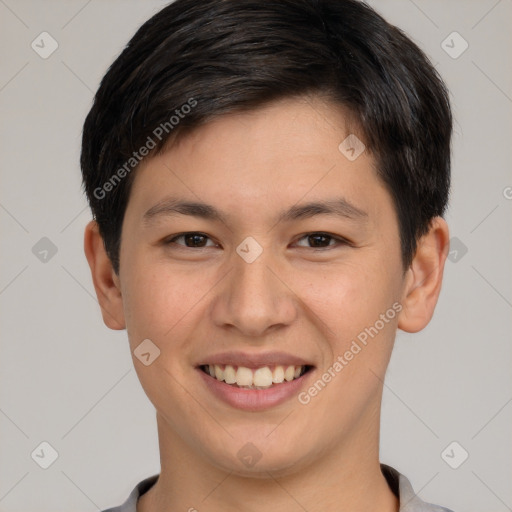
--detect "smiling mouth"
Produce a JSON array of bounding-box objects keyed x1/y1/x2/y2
[{"x1": 199, "y1": 364, "x2": 314, "y2": 389}]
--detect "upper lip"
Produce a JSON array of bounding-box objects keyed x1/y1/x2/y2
[{"x1": 196, "y1": 351, "x2": 314, "y2": 369}]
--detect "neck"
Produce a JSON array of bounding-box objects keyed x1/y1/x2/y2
[{"x1": 137, "y1": 407, "x2": 398, "y2": 512}]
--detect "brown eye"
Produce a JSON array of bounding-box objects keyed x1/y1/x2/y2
[
  {"x1": 295, "y1": 232, "x2": 349, "y2": 249},
  {"x1": 165, "y1": 232, "x2": 216, "y2": 248}
]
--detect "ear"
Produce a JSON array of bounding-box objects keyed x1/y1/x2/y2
[
  {"x1": 83, "y1": 220, "x2": 126, "y2": 330},
  {"x1": 397, "y1": 216, "x2": 450, "y2": 333}
]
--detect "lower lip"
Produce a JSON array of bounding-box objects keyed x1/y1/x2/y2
[{"x1": 197, "y1": 367, "x2": 314, "y2": 412}]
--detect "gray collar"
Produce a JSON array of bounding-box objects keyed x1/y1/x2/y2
[{"x1": 102, "y1": 464, "x2": 454, "y2": 512}]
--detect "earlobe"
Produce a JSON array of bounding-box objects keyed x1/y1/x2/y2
[
  {"x1": 397, "y1": 217, "x2": 450, "y2": 333},
  {"x1": 83, "y1": 220, "x2": 126, "y2": 330}
]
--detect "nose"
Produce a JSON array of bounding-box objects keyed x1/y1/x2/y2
[{"x1": 211, "y1": 243, "x2": 298, "y2": 338}]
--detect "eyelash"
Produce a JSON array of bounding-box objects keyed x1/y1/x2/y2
[{"x1": 163, "y1": 232, "x2": 352, "y2": 250}]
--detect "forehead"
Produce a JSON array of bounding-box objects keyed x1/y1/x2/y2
[
  {"x1": 126, "y1": 96, "x2": 393, "y2": 228},
  {"x1": 168, "y1": 95, "x2": 362, "y2": 166}
]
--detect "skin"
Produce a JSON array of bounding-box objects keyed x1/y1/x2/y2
[{"x1": 84, "y1": 95, "x2": 449, "y2": 512}]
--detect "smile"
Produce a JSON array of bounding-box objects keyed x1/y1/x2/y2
[{"x1": 200, "y1": 364, "x2": 313, "y2": 389}]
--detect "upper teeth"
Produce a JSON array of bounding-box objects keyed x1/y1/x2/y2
[{"x1": 206, "y1": 364, "x2": 305, "y2": 388}]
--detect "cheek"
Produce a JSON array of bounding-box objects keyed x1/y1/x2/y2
[
  {"x1": 296, "y1": 262, "x2": 399, "y2": 424},
  {"x1": 298, "y1": 258, "x2": 396, "y2": 336},
  {"x1": 120, "y1": 256, "x2": 210, "y2": 347},
  {"x1": 120, "y1": 263, "x2": 205, "y2": 405}
]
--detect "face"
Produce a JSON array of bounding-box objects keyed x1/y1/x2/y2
[{"x1": 108, "y1": 96, "x2": 410, "y2": 476}]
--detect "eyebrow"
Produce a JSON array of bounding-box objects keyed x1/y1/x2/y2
[{"x1": 142, "y1": 196, "x2": 368, "y2": 226}]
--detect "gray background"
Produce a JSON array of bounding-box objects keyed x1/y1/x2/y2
[{"x1": 0, "y1": 1, "x2": 511, "y2": 511}]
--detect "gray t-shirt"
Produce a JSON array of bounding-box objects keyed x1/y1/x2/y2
[{"x1": 101, "y1": 464, "x2": 454, "y2": 512}]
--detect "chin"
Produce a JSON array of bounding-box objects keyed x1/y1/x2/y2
[{"x1": 203, "y1": 440, "x2": 313, "y2": 479}]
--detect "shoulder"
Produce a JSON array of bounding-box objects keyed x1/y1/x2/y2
[
  {"x1": 100, "y1": 474, "x2": 159, "y2": 512},
  {"x1": 381, "y1": 463, "x2": 455, "y2": 512}
]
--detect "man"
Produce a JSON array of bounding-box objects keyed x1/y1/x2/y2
[{"x1": 81, "y1": 1, "x2": 454, "y2": 510}]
